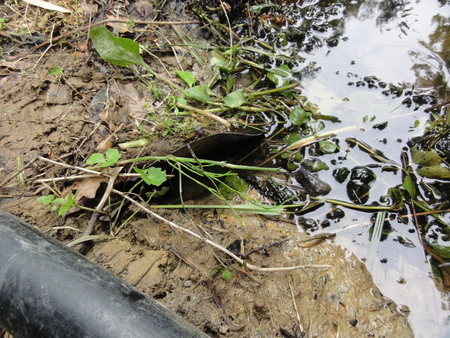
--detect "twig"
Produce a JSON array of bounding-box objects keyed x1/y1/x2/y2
[
  {"x1": 113, "y1": 189, "x2": 331, "y2": 272},
  {"x1": 34, "y1": 172, "x2": 147, "y2": 183},
  {"x1": 38, "y1": 156, "x2": 104, "y2": 176},
  {"x1": 176, "y1": 102, "x2": 231, "y2": 127},
  {"x1": 289, "y1": 279, "x2": 303, "y2": 331}
]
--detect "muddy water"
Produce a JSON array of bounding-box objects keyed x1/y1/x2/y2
[{"x1": 260, "y1": 1, "x2": 449, "y2": 337}]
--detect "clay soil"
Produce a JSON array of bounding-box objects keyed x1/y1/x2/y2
[{"x1": 0, "y1": 1, "x2": 414, "y2": 337}]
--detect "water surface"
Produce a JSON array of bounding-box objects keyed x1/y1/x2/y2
[{"x1": 259, "y1": 0, "x2": 450, "y2": 336}]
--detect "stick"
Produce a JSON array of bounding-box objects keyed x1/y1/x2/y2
[
  {"x1": 38, "y1": 156, "x2": 104, "y2": 176},
  {"x1": 176, "y1": 102, "x2": 231, "y2": 127}
]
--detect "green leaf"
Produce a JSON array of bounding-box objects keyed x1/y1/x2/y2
[
  {"x1": 283, "y1": 133, "x2": 301, "y2": 145},
  {"x1": 37, "y1": 195, "x2": 55, "y2": 205},
  {"x1": 290, "y1": 107, "x2": 307, "y2": 126},
  {"x1": 58, "y1": 192, "x2": 76, "y2": 216},
  {"x1": 268, "y1": 64, "x2": 291, "y2": 77},
  {"x1": 48, "y1": 66, "x2": 63, "y2": 76},
  {"x1": 86, "y1": 153, "x2": 105, "y2": 165},
  {"x1": 186, "y1": 85, "x2": 211, "y2": 103},
  {"x1": 53, "y1": 198, "x2": 67, "y2": 205},
  {"x1": 311, "y1": 159, "x2": 329, "y2": 172},
  {"x1": 267, "y1": 65, "x2": 291, "y2": 86},
  {"x1": 175, "y1": 70, "x2": 196, "y2": 88},
  {"x1": 432, "y1": 244, "x2": 450, "y2": 259},
  {"x1": 210, "y1": 50, "x2": 236, "y2": 71},
  {"x1": 101, "y1": 148, "x2": 121, "y2": 167},
  {"x1": 89, "y1": 26, "x2": 145, "y2": 67},
  {"x1": 222, "y1": 269, "x2": 233, "y2": 281},
  {"x1": 224, "y1": 91, "x2": 245, "y2": 108},
  {"x1": 417, "y1": 165, "x2": 450, "y2": 179},
  {"x1": 134, "y1": 167, "x2": 167, "y2": 186},
  {"x1": 318, "y1": 141, "x2": 337, "y2": 154},
  {"x1": 411, "y1": 146, "x2": 443, "y2": 166},
  {"x1": 402, "y1": 175, "x2": 416, "y2": 198}
]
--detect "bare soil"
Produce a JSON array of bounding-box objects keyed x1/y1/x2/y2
[{"x1": 0, "y1": 1, "x2": 414, "y2": 337}]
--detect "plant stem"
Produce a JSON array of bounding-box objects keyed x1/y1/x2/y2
[
  {"x1": 246, "y1": 82, "x2": 300, "y2": 97},
  {"x1": 110, "y1": 155, "x2": 287, "y2": 173},
  {"x1": 176, "y1": 102, "x2": 231, "y2": 127}
]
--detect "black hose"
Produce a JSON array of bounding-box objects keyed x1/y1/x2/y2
[{"x1": 0, "y1": 209, "x2": 209, "y2": 338}]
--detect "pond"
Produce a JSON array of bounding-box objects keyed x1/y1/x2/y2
[{"x1": 256, "y1": 0, "x2": 449, "y2": 336}]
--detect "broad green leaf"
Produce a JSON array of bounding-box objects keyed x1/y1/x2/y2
[
  {"x1": 432, "y1": 244, "x2": 450, "y2": 259},
  {"x1": 134, "y1": 167, "x2": 167, "y2": 186},
  {"x1": 224, "y1": 91, "x2": 245, "y2": 108},
  {"x1": 283, "y1": 133, "x2": 301, "y2": 145},
  {"x1": 268, "y1": 64, "x2": 291, "y2": 77},
  {"x1": 417, "y1": 165, "x2": 450, "y2": 179},
  {"x1": 176, "y1": 96, "x2": 188, "y2": 105},
  {"x1": 89, "y1": 26, "x2": 145, "y2": 67},
  {"x1": 290, "y1": 107, "x2": 307, "y2": 126},
  {"x1": 267, "y1": 65, "x2": 291, "y2": 86},
  {"x1": 186, "y1": 85, "x2": 210, "y2": 103},
  {"x1": 101, "y1": 148, "x2": 121, "y2": 167},
  {"x1": 86, "y1": 153, "x2": 105, "y2": 165},
  {"x1": 48, "y1": 66, "x2": 63, "y2": 76},
  {"x1": 311, "y1": 159, "x2": 329, "y2": 172},
  {"x1": 411, "y1": 146, "x2": 443, "y2": 166},
  {"x1": 175, "y1": 70, "x2": 196, "y2": 88},
  {"x1": 402, "y1": 175, "x2": 416, "y2": 198},
  {"x1": 318, "y1": 141, "x2": 337, "y2": 154},
  {"x1": 307, "y1": 120, "x2": 325, "y2": 134}
]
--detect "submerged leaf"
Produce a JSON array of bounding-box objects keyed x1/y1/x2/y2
[
  {"x1": 318, "y1": 141, "x2": 337, "y2": 154},
  {"x1": 417, "y1": 165, "x2": 450, "y2": 179},
  {"x1": 402, "y1": 175, "x2": 416, "y2": 198},
  {"x1": 89, "y1": 26, "x2": 145, "y2": 67},
  {"x1": 290, "y1": 107, "x2": 307, "y2": 126},
  {"x1": 411, "y1": 146, "x2": 443, "y2": 166}
]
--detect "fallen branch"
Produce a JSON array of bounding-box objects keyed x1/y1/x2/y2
[{"x1": 113, "y1": 189, "x2": 331, "y2": 272}]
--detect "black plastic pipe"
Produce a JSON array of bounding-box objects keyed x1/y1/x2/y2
[{"x1": 0, "y1": 209, "x2": 209, "y2": 338}]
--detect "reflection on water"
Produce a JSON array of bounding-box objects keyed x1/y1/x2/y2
[{"x1": 258, "y1": 0, "x2": 450, "y2": 336}]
